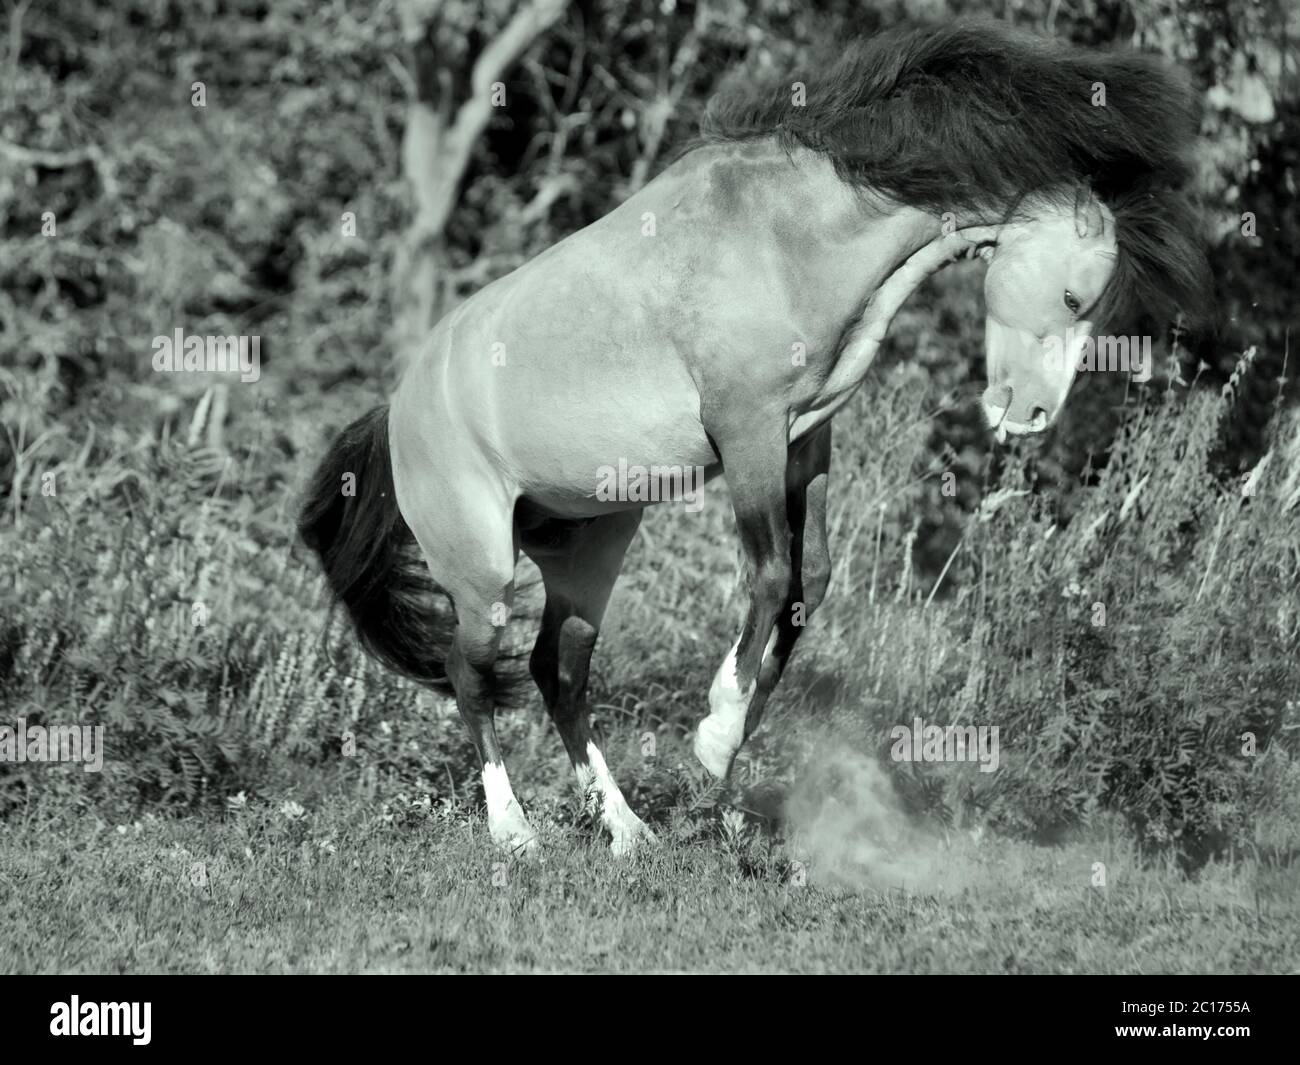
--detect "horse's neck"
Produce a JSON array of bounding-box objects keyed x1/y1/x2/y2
[
  {"x1": 816, "y1": 223, "x2": 992, "y2": 402},
  {"x1": 689, "y1": 142, "x2": 940, "y2": 323},
  {"x1": 715, "y1": 143, "x2": 972, "y2": 411},
  {"x1": 657, "y1": 141, "x2": 963, "y2": 372},
  {"x1": 862, "y1": 230, "x2": 984, "y2": 344}
]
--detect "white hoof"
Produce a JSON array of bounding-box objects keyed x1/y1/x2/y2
[
  {"x1": 483, "y1": 762, "x2": 538, "y2": 855},
  {"x1": 608, "y1": 812, "x2": 657, "y2": 857},
  {"x1": 693, "y1": 714, "x2": 741, "y2": 779},
  {"x1": 491, "y1": 810, "x2": 539, "y2": 856},
  {"x1": 697, "y1": 635, "x2": 764, "y2": 778},
  {"x1": 574, "y1": 742, "x2": 655, "y2": 856}
]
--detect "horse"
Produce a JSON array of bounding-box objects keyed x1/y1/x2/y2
[{"x1": 299, "y1": 20, "x2": 1209, "y2": 855}]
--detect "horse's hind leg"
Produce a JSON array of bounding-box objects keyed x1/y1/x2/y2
[
  {"x1": 444, "y1": 574, "x2": 539, "y2": 855},
  {"x1": 524, "y1": 510, "x2": 654, "y2": 855},
  {"x1": 399, "y1": 475, "x2": 538, "y2": 854}
]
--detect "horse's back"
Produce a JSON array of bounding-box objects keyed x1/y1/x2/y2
[
  {"x1": 390, "y1": 141, "x2": 872, "y2": 518},
  {"x1": 392, "y1": 163, "x2": 728, "y2": 515}
]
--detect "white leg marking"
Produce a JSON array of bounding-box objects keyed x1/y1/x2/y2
[
  {"x1": 694, "y1": 631, "x2": 777, "y2": 778},
  {"x1": 482, "y1": 762, "x2": 538, "y2": 854},
  {"x1": 576, "y1": 742, "x2": 654, "y2": 856}
]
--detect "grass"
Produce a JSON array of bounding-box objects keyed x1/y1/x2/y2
[
  {"x1": 3, "y1": 0, "x2": 1297, "y2": 976},
  {"x1": 3, "y1": 319, "x2": 1299, "y2": 975},
  {"x1": 4, "y1": 771, "x2": 1296, "y2": 974}
]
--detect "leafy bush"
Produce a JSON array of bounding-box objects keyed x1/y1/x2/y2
[
  {"x1": 1, "y1": 0, "x2": 1296, "y2": 869},
  {"x1": 787, "y1": 373, "x2": 1300, "y2": 867}
]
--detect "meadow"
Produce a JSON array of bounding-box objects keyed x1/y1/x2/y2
[
  {"x1": 2, "y1": 0, "x2": 1297, "y2": 973},
  {"x1": 3, "y1": 349, "x2": 1298, "y2": 972},
  {"x1": 4, "y1": 793, "x2": 1295, "y2": 973}
]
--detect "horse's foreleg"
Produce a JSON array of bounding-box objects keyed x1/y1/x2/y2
[
  {"x1": 753, "y1": 423, "x2": 832, "y2": 703},
  {"x1": 695, "y1": 424, "x2": 794, "y2": 779},
  {"x1": 526, "y1": 511, "x2": 654, "y2": 855}
]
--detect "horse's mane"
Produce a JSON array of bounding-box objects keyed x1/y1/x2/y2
[{"x1": 699, "y1": 19, "x2": 1211, "y2": 328}]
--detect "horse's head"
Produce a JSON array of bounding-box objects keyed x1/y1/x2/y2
[{"x1": 974, "y1": 195, "x2": 1118, "y2": 441}]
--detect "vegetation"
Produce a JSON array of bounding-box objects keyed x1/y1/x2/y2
[
  {"x1": 4, "y1": 794, "x2": 1296, "y2": 973},
  {"x1": 1, "y1": 0, "x2": 1296, "y2": 972}
]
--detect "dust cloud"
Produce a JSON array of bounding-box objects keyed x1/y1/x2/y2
[{"x1": 784, "y1": 739, "x2": 992, "y2": 895}]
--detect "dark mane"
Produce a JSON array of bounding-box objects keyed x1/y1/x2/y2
[{"x1": 700, "y1": 19, "x2": 1211, "y2": 328}]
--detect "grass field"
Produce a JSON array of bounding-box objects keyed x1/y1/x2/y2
[
  {"x1": 2, "y1": 0, "x2": 1297, "y2": 979},
  {"x1": 4, "y1": 763, "x2": 1297, "y2": 974},
  {"x1": 4, "y1": 366, "x2": 1300, "y2": 974}
]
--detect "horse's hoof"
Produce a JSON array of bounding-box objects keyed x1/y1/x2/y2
[
  {"x1": 490, "y1": 803, "x2": 540, "y2": 856},
  {"x1": 693, "y1": 717, "x2": 738, "y2": 779},
  {"x1": 609, "y1": 817, "x2": 657, "y2": 858},
  {"x1": 498, "y1": 829, "x2": 540, "y2": 857}
]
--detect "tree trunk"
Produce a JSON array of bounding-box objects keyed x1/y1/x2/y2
[{"x1": 393, "y1": 0, "x2": 568, "y2": 367}]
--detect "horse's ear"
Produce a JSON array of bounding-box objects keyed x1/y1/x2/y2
[{"x1": 1072, "y1": 190, "x2": 1107, "y2": 239}]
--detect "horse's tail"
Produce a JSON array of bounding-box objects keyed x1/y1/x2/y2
[{"x1": 297, "y1": 405, "x2": 460, "y2": 695}]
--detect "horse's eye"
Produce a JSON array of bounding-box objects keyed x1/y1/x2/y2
[{"x1": 1064, "y1": 290, "x2": 1081, "y2": 314}]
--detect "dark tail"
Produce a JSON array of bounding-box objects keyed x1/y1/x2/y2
[
  {"x1": 297, "y1": 406, "x2": 537, "y2": 705},
  {"x1": 297, "y1": 406, "x2": 458, "y2": 694}
]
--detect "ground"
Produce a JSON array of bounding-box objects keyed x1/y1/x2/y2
[{"x1": 4, "y1": 750, "x2": 1296, "y2": 974}]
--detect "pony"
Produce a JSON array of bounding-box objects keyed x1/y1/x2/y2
[{"x1": 299, "y1": 20, "x2": 1209, "y2": 854}]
